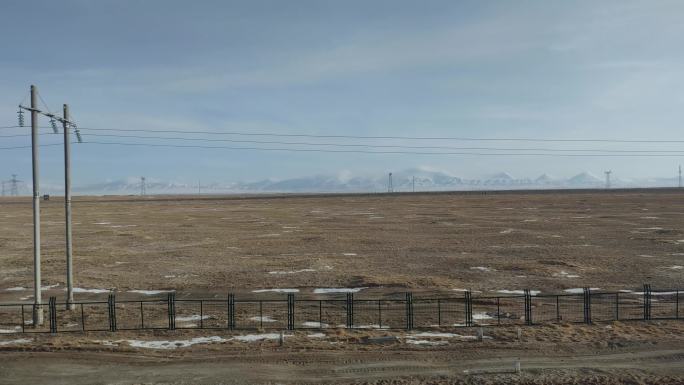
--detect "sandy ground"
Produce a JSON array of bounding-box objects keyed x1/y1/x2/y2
[
  {"x1": 1, "y1": 321, "x2": 684, "y2": 384},
  {"x1": 1, "y1": 189, "x2": 683, "y2": 384},
  {"x1": 1, "y1": 189, "x2": 683, "y2": 300}
]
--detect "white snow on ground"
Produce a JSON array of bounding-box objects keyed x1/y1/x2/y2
[
  {"x1": 0, "y1": 326, "x2": 22, "y2": 333},
  {"x1": 564, "y1": 288, "x2": 600, "y2": 294},
  {"x1": 640, "y1": 216, "x2": 659, "y2": 219},
  {"x1": 496, "y1": 289, "x2": 541, "y2": 296},
  {"x1": 268, "y1": 269, "x2": 316, "y2": 275},
  {"x1": 175, "y1": 315, "x2": 211, "y2": 322},
  {"x1": 342, "y1": 253, "x2": 357, "y2": 256},
  {"x1": 314, "y1": 287, "x2": 367, "y2": 294},
  {"x1": 110, "y1": 224, "x2": 138, "y2": 228},
  {"x1": 93, "y1": 222, "x2": 111, "y2": 225},
  {"x1": 619, "y1": 290, "x2": 679, "y2": 296},
  {"x1": 0, "y1": 339, "x2": 32, "y2": 346},
  {"x1": 3, "y1": 287, "x2": 25, "y2": 291},
  {"x1": 553, "y1": 271, "x2": 580, "y2": 278},
  {"x1": 307, "y1": 333, "x2": 326, "y2": 338},
  {"x1": 250, "y1": 316, "x2": 277, "y2": 323},
  {"x1": 499, "y1": 228, "x2": 514, "y2": 234},
  {"x1": 302, "y1": 321, "x2": 329, "y2": 328},
  {"x1": 409, "y1": 332, "x2": 459, "y2": 338},
  {"x1": 668, "y1": 265, "x2": 683, "y2": 270},
  {"x1": 257, "y1": 233, "x2": 281, "y2": 237},
  {"x1": 639, "y1": 255, "x2": 656, "y2": 258},
  {"x1": 406, "y1": 339, "x2": 448, "y2": 346},
  {"x1": 128, "y1": 290, "x2": 172, "y2": 295},
  {"x1": 470, "y1": 266, "x2": 493, "y2": 272},
  {"x1": 127, "y1": 336, "x2": 226, "y2": 349},
  {"x1": 473, "y1": 312, "x2": 493, "y2": 320},
  {"x1": 635, "y1": 227, "x2": 664, "y2": 230},
  {"x1": 353, "y1": 324, "x2": 390, "y2": 329},
  {"x1": 73, "y1": 288, "x2": 110, "y2": 294},
  {"x1": 41, "y1": 284, "x2": 59, "y2": 290},
  {"x1": 231, "y1": 333, "x2": 285, "y2": 342},
  {"x1": 252, "y1": 288, "x2": 299, "y2": 293}
]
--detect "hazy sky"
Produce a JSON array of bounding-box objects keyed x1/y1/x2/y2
[{"x1": 1, "y1": 0, "x2": 683, "y2": 186}]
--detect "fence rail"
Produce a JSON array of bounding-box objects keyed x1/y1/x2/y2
[{"x1": 0, "y1": 285, "x2": 680, "y2": 334}]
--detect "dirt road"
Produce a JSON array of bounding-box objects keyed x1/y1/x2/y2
[{"x1": 2, "y1": 346, "x2": 684, "y2": 384}]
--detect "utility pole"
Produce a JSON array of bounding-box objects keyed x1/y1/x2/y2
[
  {"x1": 198, "y1": 179, "x2": 201, "y2": 195},
  {"x1": 388, "y1": 172, "x2": 393, "y2": 193},
  {"x1": 30, "y1": 85, "x2": 43, "y2": 326},
  {"x1": 679, "y1": 165, "x2": 682, "y2": 188},
  {"x1": 17, "y1": 85, "x2": 80, "y2": 324},
  {"x1": 140, "y1": 177, "x2": 146, "y2": 196},
  {"x1": 412, "y1": 176, "x2": 415, "y2": 193},
  {"x1": 63, "y1": 104, "x2": 74, "y2": 310},
  {"x1": 604, "y1": 170, "x2": 612, "y2": 190},
  {"x1": 1, "y1": 181, "x2": 5, "y2": 196}
]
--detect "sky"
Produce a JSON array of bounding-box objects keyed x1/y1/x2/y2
[{"x1": 1, "y1": 0, "x2": 684, "y2": 188}]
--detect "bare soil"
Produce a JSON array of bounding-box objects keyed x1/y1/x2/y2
[{"x1": 1, "y1": 189, "x2": 683, "y2": 384}]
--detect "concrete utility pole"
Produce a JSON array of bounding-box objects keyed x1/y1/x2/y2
[
  {"x1": 412, "y1": 176, "x2": 415, "y2": 193},
  {"x1": 63, "y1": 104, "x2": 75, "y2": 310},
  {"x1": 388, "y1": 173, "x2": 393, "y2": 193},
  {"x1": 30, "y1": 85, "x2": 43, "y2": 326},
  {"x1": 140, "y1": 177, "x2": 146, "y2": 196},
  {"x1": 679, "y1": 165, "x2": 682, "y2": 188},
  {"x1": 604, "y1": 170, "x2": 612, "y2": 190}
]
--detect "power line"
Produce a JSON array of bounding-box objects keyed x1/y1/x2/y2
[
  {"x1": 5, "y1": 131, "x2": 684, "y2": 154},
  {"x1": 69, "y1": 140, "x2": 684, "y2": 157},
  {"x1": 37, "y1": 125, "x2": 684, "y2": 144}
]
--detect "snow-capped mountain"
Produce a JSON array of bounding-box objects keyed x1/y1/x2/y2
[{"x1": 8, "y1": 170, "x2": 682, "y2": 196}]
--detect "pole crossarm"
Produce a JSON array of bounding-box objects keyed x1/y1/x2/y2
[{"x1": 19, "y1": 105, "x2": 76, "y2": 127}]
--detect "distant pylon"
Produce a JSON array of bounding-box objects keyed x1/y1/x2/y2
[
  {"x1": 140, "y1": 177, "x2": 146, "y2": 196},
  {"x1": 604, "y1": 171, "x2": 612, "y2": 189},
  {"x1": 1, "y1": 181, "x2": 5, "y2": 196},
  {"x1": 10, "y1": 174, "x2": 21, "y2": 196},
  {"x1": 679, "y1": 165, "x2": 682, "y2": 188},
  {"x1": 412, "y1": 176, "x2": 415, "y2": 193},
  {"x1": 388, "y1": 172, "x2": 393, "y2": 193}
]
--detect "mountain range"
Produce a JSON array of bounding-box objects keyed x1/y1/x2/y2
[{"x1": 7, "y1": 169, "x2": 677, "y2": 196}]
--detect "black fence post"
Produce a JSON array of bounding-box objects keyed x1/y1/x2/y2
[
  {"x1": 464, "y1": 291, "x2": 473, "y2": 327},
  {"x1": 167, "y1": 292, "x2": 175, "y2": 330},
  {"x1": 228, "y1": 293, "x2": 235, "y2": 330},
  {"x1": 405, "y1": 292, "x2": 413, "y2": 330},
  {"x1": 108, "y1": 294, "x2": 117, "y2": 332},
  {"x1": 583, "y1": 287, "x2": 592, "y2": 324},
  {"x1": 48, "y1": 296, "x2": 57, "y2": 334},
  {"x1": 615, "y1": 292, "x2": 620, "y2": 321},
  {"x1": 676, "y1": 290, "x2": 679, "y2": 320},
  {"x1": 643, "y1": 284, "x2": 651, "y2": 321},
  {"x1": 524, "y1": 289, "x2": 532, "y2": 326},
  {"x1": 287, "y1": 293, "x2": 295, "y2": 331},
  {"x1": 346, "y1": 293, "x2": 354, "y2": 328}
]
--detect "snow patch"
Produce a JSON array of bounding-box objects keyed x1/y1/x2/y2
[
  {"x1": 497, "y1": 289, "x2": 541, "y2": 296},
  {"x1": 128, "y1": 290, "x2": 172, "y2": 295},
  {"x1": 250, "y1": 316, "x2": 277, "y2": 323},
  {"x1": 127, "y1": 336, "x2": 226, "y2": 349},
  {"x1": 564, "y1": 288, "x2": 600, "y2": 294},
  {"x1": 314, "y1": 287, "x2": 367, "y2": 294},
  {"x1": 175, "y1": 315, "x2": 210, "y2": 322},
  {"x1": 73, "y1": 288, "x2": 110, "y2": 294},
  {"x1": 0, "y1": 338, "x2": 32, "y2": 346}
]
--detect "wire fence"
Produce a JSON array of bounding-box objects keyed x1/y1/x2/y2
[{"x1": 0, "y1": 285, "x2": 680, "y2": 334}]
